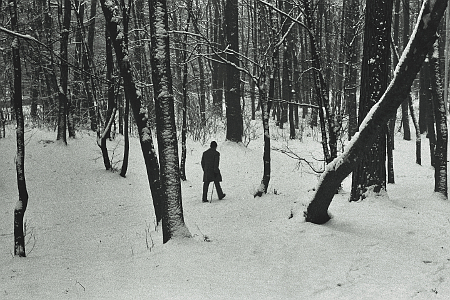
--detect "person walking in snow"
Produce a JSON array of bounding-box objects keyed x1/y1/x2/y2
[{"x1": 201, "y1": 141, "x2": 226, "y2": 202}]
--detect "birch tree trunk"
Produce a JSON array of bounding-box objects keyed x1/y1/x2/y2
[
  {"x1": 149, "y1": 0, "x2": 191, "y2": 242},
  {"x1": 305, "y1": 0, "x2": 448, "y2": 224},
  {"x1": 429, "y1": 41, "x2": 448, "y2": 198}
]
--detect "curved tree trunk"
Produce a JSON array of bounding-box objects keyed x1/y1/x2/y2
[{"x1": 305, "y1": 0, "x2": 448, "y2": 224}]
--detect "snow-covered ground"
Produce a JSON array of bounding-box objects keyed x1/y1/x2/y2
[{"x1": 1, "y1": 122, "x2": 449, "y2": 300}]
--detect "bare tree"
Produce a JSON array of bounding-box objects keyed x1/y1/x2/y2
[
  {"x1": 149, "y1": 0, "x2": 191, "y2": 242},
  {"x1": 350, "y1": 0, "x2": 392, "y2": 201},
  {"x1": 101, "y1": 0, "x2": 164, "y2": 224},
  {"x1": 429, "y1": 41, "x2": 448, "y2": 198},
  {"x1": 224, "y1": 0, "x2": 243, "y2": 142},
  {"x1": 343, "y1": 0, "x2": 360, "y2": 140},
  {"x1": 9, "y1": 0, "x2": 29, "y2": 257},
  {"x1": 305, "y1": 0, "x2": 448, "y2": 224},
  {"x1": 56, "y1": 0, "x2": 71, "y2": 145}
]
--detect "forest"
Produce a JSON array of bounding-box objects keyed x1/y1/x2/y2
[{"x1": 1, "y1": 0, "x2": 450, "y2": 298}]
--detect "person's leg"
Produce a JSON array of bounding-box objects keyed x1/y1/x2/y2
[
  {"x1": 202, "y1": 182, "x2": 210, "y2": 202},
  {"x1": 214, "y1": 181, "x2": 225, "y2": 199}
]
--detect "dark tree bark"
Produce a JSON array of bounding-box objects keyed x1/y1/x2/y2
[
  {"x1": 105, "y1": 0, "x2": 116, "y2": 140},
  {"x1": 350, "y1": 0, "x2": 391, "y2": 202},
  {"x1": 56, "y1": 0, "x2": 71, "y2": 144},
  {"x1": 120, "y1": 96, "x2": 130, "y2": 177},
  {"x1": 401, "y1": 0, "x2": 411, "y2": 141},
  {"x1": 101, "y1": 0, "x2": 164, "y2": 224},
  {"x1": 429, "y1": 41, "x2": 448, "y2": 198},
  {"x1": 224, "y1": 0, "x2": 243, "y2": 142},
  {"x1": 149, "y1": 0, "x2": 191, "y2": 242},
  {"x1": 97, "y1": 108, "x2": 116, "y2": 170},
  {"x1": 179, "y1": 14, "x2": 190, "y2": 182},
  {"x1": 421, "y1": 55, "x2": 436, "y2": 167},
  {"x1": 305, "y1": 0, "x2": 448, "y2": 224},
  {"x1": 9, "y1": 0, "x2": 29, "y2": 257},
  {"x1": 408, "y1": 95, "x2": 421, "y2": 165},
  {"x1": 343, "y1": 0, "x2": 359, "y2": 140}
]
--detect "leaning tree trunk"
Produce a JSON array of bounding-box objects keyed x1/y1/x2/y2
[
  {"x1": 429, "y1": 41, "x2": 448, "y2": 198},
  {"x1": 149, "y1": 0, "x2": 191, "y2": 243},
  {"x1": 101, "y1": 0, "x2": 164, "y2": 224},
  {"x1": 9, "y1": 0, "x2": 29, "y2": 257},
  {"x1": 305, "y1": 0, "x2": 448, "y2": 224}
]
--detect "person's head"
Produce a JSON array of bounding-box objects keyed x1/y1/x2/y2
[{"x1": 210, "y1": 141, "x2": 217, "y2": 149}]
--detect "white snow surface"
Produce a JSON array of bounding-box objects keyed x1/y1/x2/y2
[{"x1": 1, "y1": 126, "x2": 450, "y2": 300}]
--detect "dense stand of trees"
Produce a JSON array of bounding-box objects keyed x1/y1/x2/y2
[{"x1": 0, "y1": 0, "x2": 449, "y2": 252}]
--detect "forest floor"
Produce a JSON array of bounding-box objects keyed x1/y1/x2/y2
[{"x1": 1, "y1": 121, "x2": 450, "y2": 300}]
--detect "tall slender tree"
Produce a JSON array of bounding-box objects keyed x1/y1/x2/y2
[
  {"x1": 429, "y1": 41, "x2": 448, "y2": 198},
  {"x1": 401, "y1": 0, "x2": 411, "y2": 140},
  {"x1": 9, "y1": 0, "x2": 29, "y2": 257},
  {"x1": 56, "y1": 0, "x2": 71, "y2": 144},
  {"x1": 343, "y1": 0, "x2": 360, "y2": 140},
  {"x1": 149, "y1": 0, "x2": 191, "y2": 242}
]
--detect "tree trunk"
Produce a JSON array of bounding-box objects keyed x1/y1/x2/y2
[
  {"x1": 343, "y1": 0, "x2": 359, "y2": 140},
  {"x1": 350, "y1": 0, "x2": 391, "y2": 202},
  {"x1": 254, "y1": 72, "x2": 273, "y2": 197},
  {"x1": 305, "y1": 0, "x2": 448, "y2": 224},
  {"x1": 149, "y1": 0, "x2": 191, "y2": 242},
  {"x1": 422, "y1": 55, "x2": 437, "y2": 167},
  {"x1": 56, "y1": 0, "x2": 71, "y2": 145},
  {"x1": 408, "y1": 95, "x2": 421, "y2": 165},
  {"x1": 429, "y1": 41, "x2": 448, "y2": 198},
  {"x1": 101, "y1": 0, "x2": 164, "y2": 224},
  {"x1": 180, "y1": 14, "x2": 190, "y2": 181},
  {"x1": 120, "y1": 96, "x2": 130, "y2": 177},
  {"x1": 86, "y1": 0, "x2": 98, "y2": 132},
  {"x1": 224, "y1": 0, "x2": 243, "y2": 142},
  {"x1": 401, "y1": 0, "x2": 411, "y2": 141},
  {"x1": 9, "y1": 0, "x2": 29, "y2": 257},
  {"x1": 97, "y1": 108, "x2": 116, "y2": 170}
]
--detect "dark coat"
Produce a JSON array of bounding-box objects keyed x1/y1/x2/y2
[{"x1": 201, "y1": 148, "x2": 222, "y2": 182}]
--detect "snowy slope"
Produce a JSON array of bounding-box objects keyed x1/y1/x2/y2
[{"x1": 1, "y1": 125, "x2": 449, "y2": 300}]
